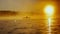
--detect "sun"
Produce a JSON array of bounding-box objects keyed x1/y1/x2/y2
[{"x1": 44, "y1": 5, "x2": 54, "y2": 16}]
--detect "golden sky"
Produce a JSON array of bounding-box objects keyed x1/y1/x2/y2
[{"x1": 0, "y1": 0, "x2": 35, "y2": 11}]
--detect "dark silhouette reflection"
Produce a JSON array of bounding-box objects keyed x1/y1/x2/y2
[
  {"x1": 8, "y1": 32, "x2": 12, "y2": 34},
  {"x1": 18, "y1": 33, "x2": 26, "y2": 34},
  {"x1": 35, "y1": 29, "x2": 42, "y2": 34}
]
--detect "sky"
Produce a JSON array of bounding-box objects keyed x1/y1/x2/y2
[
  {"x1": 0, "y1": 0, "x2": 58, "y2": 12},
  {"x1": 0, "y1": 0, "x2": 36, "y2": 12}
]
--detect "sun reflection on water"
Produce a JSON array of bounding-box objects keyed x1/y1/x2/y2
[{"x1": 48, "y1": 18, "x2": 51, "y2": 34}]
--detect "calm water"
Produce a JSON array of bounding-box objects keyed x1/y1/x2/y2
[{"x1": 0, "y1": 19, "x2": 60, "y2": 34}]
